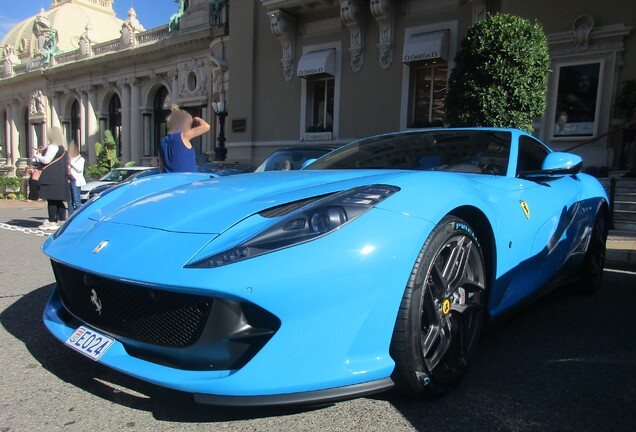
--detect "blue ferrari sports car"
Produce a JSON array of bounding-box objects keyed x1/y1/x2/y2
[{"x1": 42, "y1": 128, "x2": 608, "y2": 406}]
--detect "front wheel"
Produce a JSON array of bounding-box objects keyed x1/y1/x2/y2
[{"x1": 390, "y1": 216, "x2": 488, "y2": 396}]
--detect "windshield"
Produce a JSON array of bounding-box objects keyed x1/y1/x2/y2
[
  {"x1": 100, "y1": 169, "x2": 146, "y2": 182},
  {"x1": 255, "y1": 149, "x2": 332, "y2": 172},
  {"x1": 307, "y1": 130, "x2": 511, "y2": 175}
]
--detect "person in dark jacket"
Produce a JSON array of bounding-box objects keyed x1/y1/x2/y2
[{"x1": 31, "y1": 127, "x2": 68, "y2": 231}]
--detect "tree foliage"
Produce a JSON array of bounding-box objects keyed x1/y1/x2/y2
[
  {"x1": 85, "y1": 130, "x2": 128, "y2": 181},
  {"x1": 445, "y1": 14, "x2": 550, "y2": 132}
]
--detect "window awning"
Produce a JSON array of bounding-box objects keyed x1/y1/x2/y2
[
  {"x1": 297, "y1": 49, "x2": 336, "y2": 78},
  {"x1": 402, "y1": 30, "x2": 449, "y2": 63}
]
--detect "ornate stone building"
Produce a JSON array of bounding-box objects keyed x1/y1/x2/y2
[
  {"x1": 0, "y1": 0, "x2": 229, "y2": 174},
  {"x1": 1, "y1": 0, "x2": 633, "y2": 174}
]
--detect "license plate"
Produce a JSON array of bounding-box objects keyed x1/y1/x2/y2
[{"x1": 65, "y1": 326, "x2": 114, "y2": 361}]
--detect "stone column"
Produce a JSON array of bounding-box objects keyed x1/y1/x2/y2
[
  {"x1": 3, "y1": 105, "x2": 10, "y2": 162},
  {"x1": 79, "y1": 91, "x2": 87, "y2": 150},
  {"x1": 40, "y1": 123, "x2": 46, "y2": 153},
  {"x1": 168, "y1": 70, "x2": 178, "y2": 106},
  {"x1": 30, "y1": 123, "x2": 38, "y2": 158},
  {"x1": 142, "y1": 111, "x2": 152, "y2": 157},
  {"x1": 119, "y1": 80, "x2": 131, "y2": 162},
  {"x1": 129, "y1": 78, "x2": 141, "y2": 164},
  {"x1": 10, "y1": 103, "x2": 20, "y2": 164},
  {"x1": 50, "y1": 94, "x2": 62, "y2": 128},
  {"x1": 86, "y1": 88, "x2": 98, "y2": 164}
]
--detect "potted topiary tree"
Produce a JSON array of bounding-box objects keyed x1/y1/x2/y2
[{"x1": 445, "y1": 14, "x2": 551, "y2": 132}]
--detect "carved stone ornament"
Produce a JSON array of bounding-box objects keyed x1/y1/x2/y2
[
  {"x1": 210, "y1": 55, "x2": 228, "y2": 96},
  {"x1": 370, "y1": 0, "x2": 394, "y2": 70},
  {"x1": 79, "y1": 23, "x2": 95, "y2": 58},
  {"x1": 179, "y1": 58, "x2": 209, "y2": 98},
  {"x1": 340, "y1": 0, "x2": 365, "y2": 73},
  {"x1": 268, "y1": 9, "x2": 296, "y2": 82},
  {"x1": 120, "y1": 7, "x2": 144, "y2": 48},
  {"x1": 469, "y1": 0, "x2": 486, "y2": 23},
  {"x1": 29, "y1": 90, "x2": 47, "y2": 118},
  {"x1": 2, "y1": 45, "x2": 21, "y2": 78},
  {"x1": 572, "y1": 15, "x2": 595, "y2": 50}
]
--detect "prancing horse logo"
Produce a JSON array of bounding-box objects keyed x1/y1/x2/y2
[{"x1": 90, "y1": 289, "x2": 103, "y2": 315}]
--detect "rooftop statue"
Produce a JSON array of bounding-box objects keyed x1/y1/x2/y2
[
  {"x1": 169, "y1": 0, "x2": 189, "y2": 32},
  {"x1": 32, "y1": 9, "x2": 60, "y2": 67}
]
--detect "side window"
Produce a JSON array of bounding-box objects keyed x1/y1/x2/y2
[{"x1": 516, "y1": 136, "x2": 550, "y2": 176}]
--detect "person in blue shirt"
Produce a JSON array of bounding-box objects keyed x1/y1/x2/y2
[{"x1": 159, "y1": 106, "x2": 210, "y2": 173}]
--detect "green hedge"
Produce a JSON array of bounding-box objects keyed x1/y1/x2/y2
[
  {"x1": 445, "y1": 14, "x2": 550, "y2": 132},
  {"x1": 0, "y1": 176, "x2": 21, "y2": 190}
]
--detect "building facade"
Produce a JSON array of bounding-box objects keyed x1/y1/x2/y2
[
  {"x1": 224, "y1": 0, "x2": 633, "y2": 169},
  {"x1": 1, "y1": 0, "x2": 633, "y2": 175},
  {"x1": 0, "y1": 0, "x2": 229, "y2": 175}
]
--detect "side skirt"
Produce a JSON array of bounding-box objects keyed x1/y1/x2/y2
[{"x1": 193, "y1": 377, "x2": 395, "y2": 407}]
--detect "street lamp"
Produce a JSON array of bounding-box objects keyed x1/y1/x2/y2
[{"x1": 212, "y1": 99, "x2": 228, "y2": 161}]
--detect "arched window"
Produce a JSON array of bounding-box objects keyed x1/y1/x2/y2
[
  {"x1": 71, "y1": 100, "x2": 80, "y2": 146},
  {"x1": 108, "y1": 94, "x2": 122, "y2": 157},
  {"x1": 153, "y1": 86, "x2": 170, "y2": 156}
]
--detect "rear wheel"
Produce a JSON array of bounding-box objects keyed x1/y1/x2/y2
[
  {"x1": 576, "y1": 214, "x2": 607, "y2": 294},
  {"x1": 390, "y1": 216, "x2": 487, "y2": 396}
]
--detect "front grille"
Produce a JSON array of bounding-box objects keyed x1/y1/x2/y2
[{"x1": 52, "y1": 261, "x2": 213, "y2": 348}]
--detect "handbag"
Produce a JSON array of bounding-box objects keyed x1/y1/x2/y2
[{"x1": 31, "y1": 168, "x2": 42, "y2": 181}]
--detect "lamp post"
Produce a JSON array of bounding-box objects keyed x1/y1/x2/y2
[{"x1": 211, "y1": 99, "x2": 228, "y2": 161}]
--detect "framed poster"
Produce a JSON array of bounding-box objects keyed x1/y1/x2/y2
[{"x1": 553, "y1": 62, "x2": 601, "y2": 138}]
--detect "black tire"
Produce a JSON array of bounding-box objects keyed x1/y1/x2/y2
[
  {"x1": 390, "y1": 216, "x2": 487, "y2": 396},
  {"x1": 576, "y1": 214, "x2": 607, "y2": 294}
]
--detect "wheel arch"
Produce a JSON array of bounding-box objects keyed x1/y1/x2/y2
[{"x1": 448, "y1": 205, "x2": 497, "y2": 316}]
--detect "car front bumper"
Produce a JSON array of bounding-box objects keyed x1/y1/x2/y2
[{"x1": 42, "y1": 210, "x2": 433, "y2": 404}]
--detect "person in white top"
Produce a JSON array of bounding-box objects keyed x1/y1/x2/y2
[{"x1": 67, "y1": 142, "x2": 86, "y2": 216}]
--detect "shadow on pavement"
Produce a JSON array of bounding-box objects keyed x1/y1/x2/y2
[
  {"x1": 2, "y1": 272, "x2": 634, "y2": 428},
  {"x1": 5, "y1": 218, "x2": 46, "y2": 229}
]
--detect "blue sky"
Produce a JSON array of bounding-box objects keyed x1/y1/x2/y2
[{"x1": 0, "y1": 0, "x2": 179, "y2": 41}]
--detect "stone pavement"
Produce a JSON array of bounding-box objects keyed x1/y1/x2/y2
[{"x1": 0, "y1": 200, "x2": 634, "y2": 270}]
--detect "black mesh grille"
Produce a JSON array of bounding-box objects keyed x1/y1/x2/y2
[{"x1": 52, "y1": 261, "x2": 213, "y2": 348}]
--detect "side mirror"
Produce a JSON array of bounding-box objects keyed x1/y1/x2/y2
[
  {"x1": 301, "y1": 158, "x2": 317, "y2": 169},
  {"x1": 540, "y1": 152, "x2": 583, "y2": 175}
]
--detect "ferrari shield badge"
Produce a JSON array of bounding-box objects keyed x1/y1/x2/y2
[
  {"x1": 519, "y1": 200, "x2": 530, "y2": 219},
  {"x1": 93, "y1": 240, "x2": 109, "y2": 254}
]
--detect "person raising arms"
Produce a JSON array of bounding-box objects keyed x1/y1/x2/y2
[{"x1": 159, "y1": 106, "x2": 210, "y2": 173}]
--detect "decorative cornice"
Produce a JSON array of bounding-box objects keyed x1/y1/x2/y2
[
  {"x1": 370, "y1": 0, "x2": 394, "y2": 70},
  {"x1": 340, "y1": 0, "x2": 365, "y2": 73},
  {"x1": 547, "y1": 22, "x2": 632, "y2": 57},
  {"x1": 268, "y1": 9, "x2": 296, "y2": 82},
  {"x1": 469, "y1": 0, "x2": 486, "y2": 23}
]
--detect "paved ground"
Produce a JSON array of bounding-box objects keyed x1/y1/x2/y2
[{"x1": 1, "y1": 201, "x2": 635, "y2": 431}]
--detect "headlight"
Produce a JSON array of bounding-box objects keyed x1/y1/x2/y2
[{"x1": 186, "y1": 184, "x2": 399, "y2": 268}]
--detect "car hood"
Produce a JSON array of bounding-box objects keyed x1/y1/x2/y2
[
  {"x1": 93, "y1": 170, "x2": 407, "y2": 234},
  {"x1": 81, "y1": 181, "x2": 114, "y2": 191}
]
